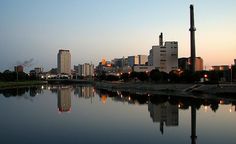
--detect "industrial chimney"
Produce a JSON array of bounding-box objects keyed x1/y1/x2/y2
[
  {"x1": 159, "y1": 32, "x2": 163, "y2": 46},
  {"x1": 189, "y1": 4, "x2": 196, "y2": 72}
]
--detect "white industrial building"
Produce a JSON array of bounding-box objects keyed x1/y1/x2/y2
[{"x1": 148, "y1": 33, "x2": 178, "y2": 73}]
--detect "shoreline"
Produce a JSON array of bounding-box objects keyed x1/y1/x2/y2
[
  {"x1": 0, "y1": 81, "x2": 48, "y2": 89},
  {"x1": 94, "y1": 81, "x2": 236, "y2": 96}
]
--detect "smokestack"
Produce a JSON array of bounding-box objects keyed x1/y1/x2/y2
[
  {"x1": 159, "y1": 32, "x2": 163, "y2": 46},
  {"x1": 189, "y1": 4, "x2": 196, "y2": 72}
]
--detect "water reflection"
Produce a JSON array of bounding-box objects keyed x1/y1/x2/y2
[
  {"x1": 148, "y1": 102, "x2": 178, "y2": 134},
  {"x1": 74, "y1": 86, "x2": 94, "y2": 98},
  {"x1": 1, "y1": 85, "x2": 236, "y2": 144},
  {"x1": 57, "y1": 86, "x2": 71, "y2": 112}
]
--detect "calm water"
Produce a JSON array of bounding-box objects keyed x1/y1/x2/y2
[{"x1": 0, "y1": 85, "x2": 235, "y2": 144}]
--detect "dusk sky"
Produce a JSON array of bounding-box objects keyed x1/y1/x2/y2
[{"x1": 0, "y1": 0, "x2": 235, "y2": 72}]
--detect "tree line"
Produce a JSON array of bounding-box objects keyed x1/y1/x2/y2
[{"x1": 96, "y1": 68, "x2": 234, "y2": 83}]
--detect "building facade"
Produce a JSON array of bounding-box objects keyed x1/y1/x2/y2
[
  {"x1": 178, "y1": 57, "x2": 203, "y2": 71},
  {"x1": 128, "y1": 55, "x2": 148, "y2": 66},
  {"x1": 74, "y1": 63, "x2": 94, "y2": 77},
  {"x1": 57, "y1": 49, "x2": 71, "y2": 75},
  {"x1": 14, "y1": 65, "x2": 24, "y2": 72},
  {"x1": 148, "y1": 33, "x2": 178, "y2": 73}
]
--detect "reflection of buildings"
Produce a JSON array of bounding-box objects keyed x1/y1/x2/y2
[
  {"x1": 74, "y1": 87, "x2": 94, "y2": 99},
  {"x1": 58, "y1": 87, "x2": 71, "y2": 112},
  {"x1": 148, "y1": 102, "x2": 179, "y2": 134}
]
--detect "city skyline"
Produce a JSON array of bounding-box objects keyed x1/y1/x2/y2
[{"x1": 0, "y1": 0, "x2": 235, "y2": 71}]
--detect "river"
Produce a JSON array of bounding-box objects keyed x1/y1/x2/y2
[{"x1": 0, "y1": 84, "x2": 235, "y2": 144}]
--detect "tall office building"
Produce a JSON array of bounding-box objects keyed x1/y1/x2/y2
[
  {"x1": 148, "y1": 33, "x2": 178, "y2": 73},
  {"x1": 57, "y1": 49, "x2": 71, "y2": 75}
]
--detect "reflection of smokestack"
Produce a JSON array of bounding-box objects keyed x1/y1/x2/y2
[
  {"x1": 191, "y1": 105, "x2": 197, "y2": 144},
  {"x1": 159, "y1": 32, "x2": 163, "y2": 46},
  {"x1": 189, "y1": 5, "x2": 196, "y2": 72}
]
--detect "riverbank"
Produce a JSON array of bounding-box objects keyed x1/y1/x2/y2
[
  {"x1": 94, "y1": 81, "x2": 236, "y2": 96},
  {"x1": 0, "y1": 81, "x2": 48, "y2": 89}
]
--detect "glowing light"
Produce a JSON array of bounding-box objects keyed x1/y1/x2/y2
[
  {"x1": 220, "y1": 100, "x2": 224, "y2": 104},
  {"x1": 204, "y1": 106, "x2": 208, "y2": 112},
  {"x1": 101, "y1": 95, "x2": 107, "y2": 104},
  {"x1": 128, "y1": 97, "x2": 131, "y2": 101}
]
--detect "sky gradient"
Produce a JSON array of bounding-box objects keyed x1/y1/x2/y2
[{"x1": 0, "y1": 0, "x2": 235, "y2": 71}]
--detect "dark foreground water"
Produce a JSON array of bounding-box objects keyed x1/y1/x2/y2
[{"x1": 0, "y1": 85, "x2": 235, "y2": 144}]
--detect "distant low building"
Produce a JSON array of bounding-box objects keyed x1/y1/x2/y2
[
  {"x1": 178, "y1": 57, "x2": 203, "y2": 71},
  {"x1": 211, "y1": 65, "x2": 230, "y2": 71},
  {"x1": 128, "y1": 55, "x2": 148, "y2": 66},
  {"x1": 14, "y1": 65, "x2": 24, "y2": 72},
  {"x1": 74, "y1": 63, "x2": 94, "y2": 78},
  {"x1": 133, "y1": 66, "x2": 154, "y2": 73}
]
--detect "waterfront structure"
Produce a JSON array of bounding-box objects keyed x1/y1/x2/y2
[
  {"x1": 74, "y1": 63, "x2": 94, "y2": 77},
  {"x1": 57, "y1": 49, "x2": 71, "y2": 75},
  {"x1": 14, "y1": 65, "x2": 24, "y2": 72},
  {"x1": 178, "y1": 57, "x2": 203, "y2": 71},
  {"x1": 148, "y1": 33, "x2": 178, "y2": 73},
  {"x1": 189, "y1": 4, "x2": 196, "y2": 72}
]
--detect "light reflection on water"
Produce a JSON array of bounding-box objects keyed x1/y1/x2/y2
[{"x1": 0, "y1": 85, "x2": 235, "y2": 144}]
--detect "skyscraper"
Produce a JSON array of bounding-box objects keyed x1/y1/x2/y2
[{"x1": 57, "y1": 49, "x2": 71, "y2": 75}]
